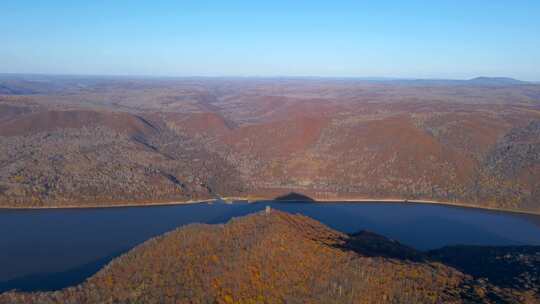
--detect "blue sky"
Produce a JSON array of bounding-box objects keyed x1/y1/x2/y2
[{"x1": 1, "y1": 1, "x2": 539, "y2": 80}]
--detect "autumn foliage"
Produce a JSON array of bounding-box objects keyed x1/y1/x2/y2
[{"x1": 2, "y1": 211, "x2": 538, "y2": 303}]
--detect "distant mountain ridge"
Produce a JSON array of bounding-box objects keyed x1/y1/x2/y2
[
  {"x1": 0, "y1": 75, "x2": 530, "y2": 95},
  {"x1": 467, "y1": 76, "x2": 528, "y2": 86},
  {"x1": 386, "y1": 76, "x2": 529, "y2": 86},
  {"x1": 1, "y1": 76, "x2": 540, "y2": 212}
]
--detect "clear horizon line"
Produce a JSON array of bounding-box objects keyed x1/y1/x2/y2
[{"x1": 0, "y1": 72, "x2": 537, "y2": 83}]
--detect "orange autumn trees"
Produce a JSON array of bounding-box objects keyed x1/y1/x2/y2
[{"x1": 2, "y1": 210, "x2": 538, "y2": 303}]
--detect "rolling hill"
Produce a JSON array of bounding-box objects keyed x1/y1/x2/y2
[
  {"x1": 1, "y1": 210, "x2": 538, "y2": 303},
  {"x1": 1, "y1": 76, "x2": 540, "y2": 212}
]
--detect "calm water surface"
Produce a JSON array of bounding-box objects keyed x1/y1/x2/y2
[{"x1": 1, "y1": 201, "x2": 540, "y2": 292}]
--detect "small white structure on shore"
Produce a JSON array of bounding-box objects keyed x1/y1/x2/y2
[{"x1": 265, "y1": 205, "x2": 271, "y2": 214}]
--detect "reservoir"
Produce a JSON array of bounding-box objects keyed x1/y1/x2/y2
[{"x1": 1, "y1": 201, "x2": 540, "y2": 293}]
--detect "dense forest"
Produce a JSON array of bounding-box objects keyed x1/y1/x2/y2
[
  {"x1": 0, "y1": 76, "x2": 540, "y2": 212},
  {"x1": 1, "y1": 210, "x2": 538, "y2": 303}
]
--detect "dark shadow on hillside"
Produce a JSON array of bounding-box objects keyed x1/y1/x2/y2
[
  {"x1": 0, "y1": 250, "x2": 126, "y2": 293},
  {"x1": 384, "y1": 216, "x2": 524, "y2": 251},
  {"x1": 428, "y1": 245, "x2": 540, "y2": 291},
  {"x1": 274, "y1": 192, "x2": 316, "y2": 202},
  {"x1": 335, "y1": 230, "x2": 427, "y2": 262}
]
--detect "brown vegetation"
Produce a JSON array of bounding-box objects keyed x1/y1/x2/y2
[
  {"x1": 1, "y1": 210, "x2": 538, "y2": 303},
  {"x1": 1, "y1": 77, "x2": 540, "y2": 212}
]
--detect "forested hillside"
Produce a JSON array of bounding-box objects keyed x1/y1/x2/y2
[
  {"x1": 1, "y1": 210, "x2": 538, "y2": 303},
  {"x1": 1, "y1": 77, "x2": 540, "y2": 212}
]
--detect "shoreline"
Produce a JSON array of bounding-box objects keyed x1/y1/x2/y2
[
  {"x1": 1, "y1": 196, "x2": 539, "y2": 216},
  {"x1": 228, "y1": 196, "x2": 540, "y2": 216},
  {"x1": 317, "y1": 198, "x2": 540, "y2": 216},
  {"x1": 0, "y1": 199, "x2": 214, "y2": 211}
]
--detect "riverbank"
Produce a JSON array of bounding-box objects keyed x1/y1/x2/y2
[
  {"x1": 223, "y1": 196, "x2": 540, "y2": 216},
  {"x1": 1, "y1": 196, "x2": 539, "y2": 216},
  {"x1": 0, "y1": 198, "x2": 214, "y2": 210}
]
